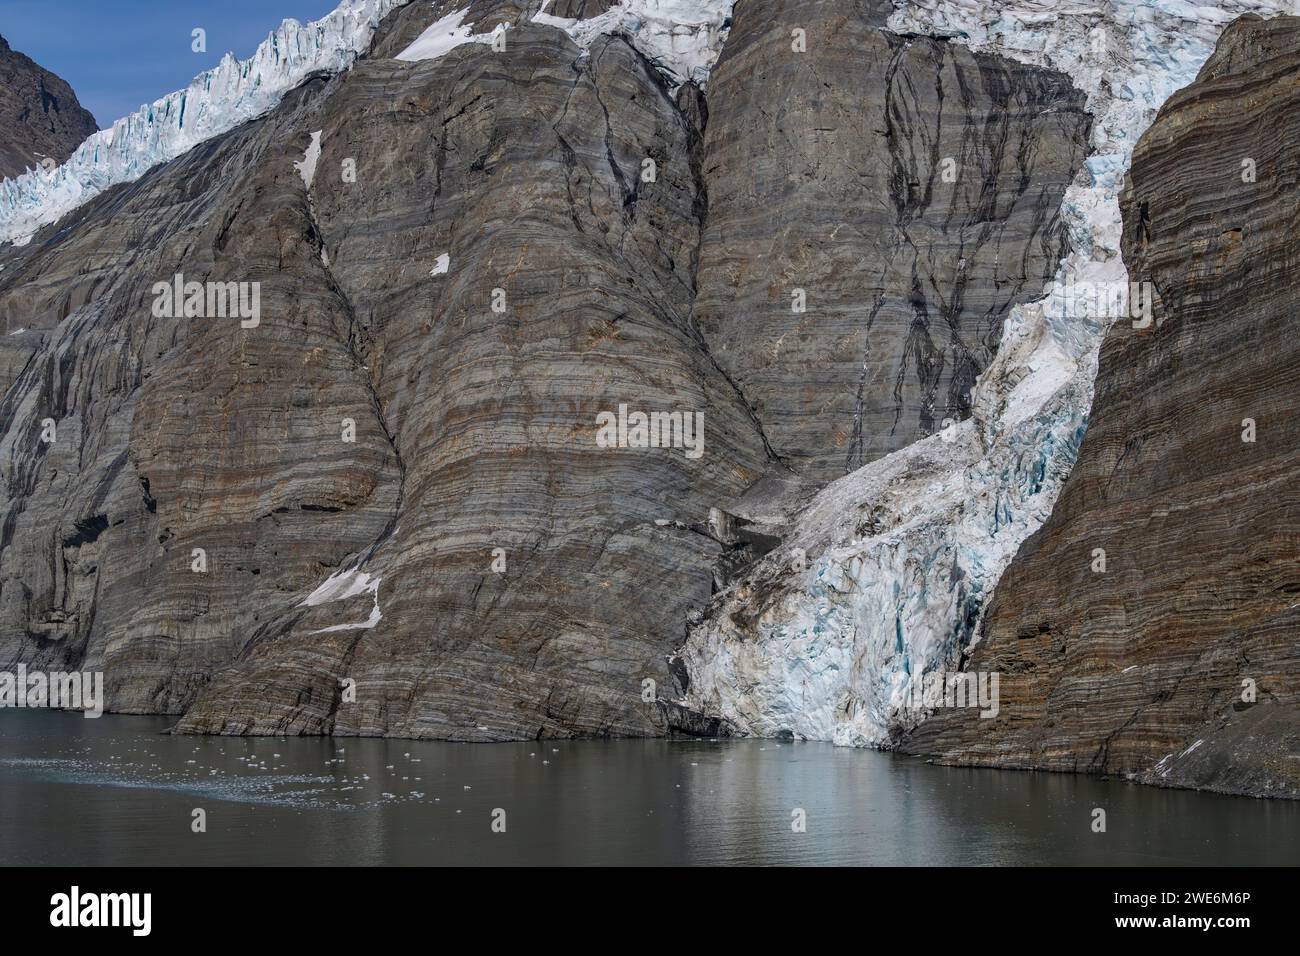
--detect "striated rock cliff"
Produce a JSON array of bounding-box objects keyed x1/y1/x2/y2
[
  {"x1": 176, "y1": 19, "x2": 775, "y2": 739},
  {"x1": 676, "y1": 0, "x2": 1300, "y2": 801},
  {"x1": 0, "y1": 34, "x2": 98, "y2": 180},
  {"x1": 0, "y1": 0, "x2": 1090, "y2": 742},
  {"x1": 1, "y1": 4, "x2": 768, "y2": 739},
  {"x1": 902, "y1": 14, "x2": 1300, "y2": 799},
  {"x1": 695, "y1": 0, "x2": 1089, "y2": 481}
]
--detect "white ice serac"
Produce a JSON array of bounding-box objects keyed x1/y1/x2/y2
[
  {"x1": 0, "y1": 0, "x2": 409, "y2": 246},
  {"x1": 679, "y1": 0, "x2": 1293, "y2": 747}
]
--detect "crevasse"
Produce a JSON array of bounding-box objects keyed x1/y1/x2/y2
[
  {"x1": 679, "y1": 0, "x2": 1291, "y2": 746},
  {"x1": 0, "y1": 0, "x2": 409, "y2": 246}
]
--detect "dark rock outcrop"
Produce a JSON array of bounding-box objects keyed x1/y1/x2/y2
[
  {"x1": 0, "y1": 34, "x2": 97, "y2": 180},
  {"x1": 902, "y1": 15, "x2": 1300, "y2": 799},
  {"x1": 549, "y1": 0, "x2": 616, "y2": 18}
]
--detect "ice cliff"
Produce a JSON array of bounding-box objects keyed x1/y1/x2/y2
[
  {"x1": 533, "y1": 0, "x2": 735, "y2": 88},
  {"x1": 0, "y1": 0, "x2": 409, "y2": 246},
  {"x1": 0, "y1": 0, "x2": 739, "y2": 246}
]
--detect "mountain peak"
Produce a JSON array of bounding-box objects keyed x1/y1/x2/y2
[{"x1": 0, "y1": 32, "x2": 98, "y2": 180}]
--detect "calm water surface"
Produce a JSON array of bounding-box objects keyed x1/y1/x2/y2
[{"x1": 1, "y1": 711, "x2": 1295, "y2": 865}]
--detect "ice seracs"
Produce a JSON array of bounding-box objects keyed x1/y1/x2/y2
[
  {"x1": 0, "y1": 0, "x2": 408, "y2": 245},
  {"x1": 1, "y1": 0, "x2": 739, "y2": 245},
  {"x1": 680, "y1": 0, "x2": 1293, "y2": 747}
]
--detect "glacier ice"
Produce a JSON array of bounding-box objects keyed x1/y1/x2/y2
[
  {"x1": 533, "y1": 0, "x2": 735, "y2": 89},
  {"x1": 0, "y1": 0, "x2": 409, "y2": 246},
  {"x1": 1, "y1": 0, "x2": 738, "y2": 246},
  {"x1": 679, "y1": 0, "x2": 1293, "y2": 746}
]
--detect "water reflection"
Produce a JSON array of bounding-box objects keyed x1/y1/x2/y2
[{"x1": 1, "y1": 711, "x2": 1294, "y2": 866}]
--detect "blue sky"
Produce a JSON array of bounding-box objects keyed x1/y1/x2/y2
[{"x1": 1, "y1": 0, "x2": 342, "y2": 128}]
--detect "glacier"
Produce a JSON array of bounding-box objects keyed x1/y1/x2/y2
[
  {"x1": 1, "y1": 0, "x2": 738, "y2": 247},
  {"x1": 533, "y1": 0, "x2": 735, "y2": 89},
  {"x1": 0, "y1": 0, "x2": 409, "y2": 246},
  {"x1": 678, "y1": 0, "x2": 1293, "y2": 746}
]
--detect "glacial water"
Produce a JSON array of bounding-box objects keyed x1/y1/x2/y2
[{"x1": 1, "y1": 710, "x2": 1294, "y2": 866}]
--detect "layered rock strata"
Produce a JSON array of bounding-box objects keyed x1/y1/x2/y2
[
  {"x1": 902, "y1": 15, "x2": 1300, "y2": 799},
  {"x1": 695, "y1": 0, "x2": 1089, "y2": 481}
]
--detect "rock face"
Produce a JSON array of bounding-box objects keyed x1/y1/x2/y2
[
  {"x1": 901, "y1": 15, "x2": 1300, "y2": 799},
  {"x1": 548, "y1": 0, "x2": 615, "y2": 18},
  {"x1": 177, "y1": 20, "x2": 774, "y2": 739},
  {"x1": 0, "y1": 34, "x2": 97, "y2": 180},
  {"x1": 1, "y1": 0, "x2": 1085, "y2": 742},
  {"x1": 1, "y1": 4, "x2": 768, "y2": 740},
  {"x1": 695, "y1": 0, "x2": 1089, "y2": 481}
]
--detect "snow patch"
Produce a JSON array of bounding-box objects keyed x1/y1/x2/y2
[
  {"x1": 302, "y1": 565, "x2": 384, "y2": 633},
  {"x1": 302, "y1": 566, "x2": 380, "y2": 606},
  {"x1": 395, "y1": 7, "x2": 495, "y2": 61},
  {"x1": 295, "y1": 130, "x2": 324, "y2": 190},
  {"x1": 430, "y1": 252, "x2": 450, "y2": 276}
]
